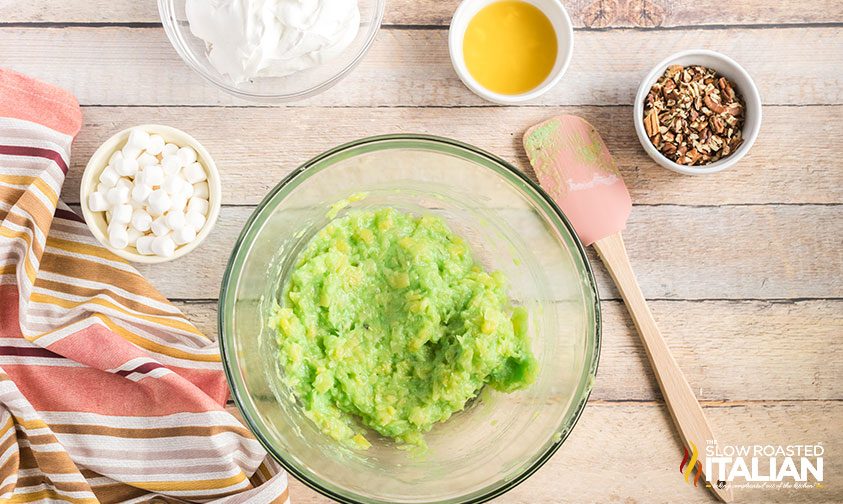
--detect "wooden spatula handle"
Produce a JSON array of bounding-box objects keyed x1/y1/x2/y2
[{"x1": 593, "y1": 232, "x2": 734, "y2": 503}]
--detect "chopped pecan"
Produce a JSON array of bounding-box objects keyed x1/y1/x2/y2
[
  {"x1": 666, "y1": 65, "x2": 682, "y2": 78},
  {"x1": 726, "y1": 103, "x2": 743, "y2": 117},
  {"x1": 642, "y1": 64, "x2": 746, "y2": 166},
  {"x1": 644, "y1": 108, "x2": 659, "y2": 137},
  {"x1": 719, "y1": 77, "x2": 735, "y2": 102},
  {"x1": 704, "y1": 94, "x2": 727, "y2": 114},
  {"x1": 663, "y1": 78, "x2": 676, "y2": 94},
  {"x1": 712, "y1": 116, "x2": 725, "y2": 133}
]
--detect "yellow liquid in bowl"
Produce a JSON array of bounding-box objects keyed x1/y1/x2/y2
[{"x1": 463, "y1": 1, "x2": 558, "y2": 95}]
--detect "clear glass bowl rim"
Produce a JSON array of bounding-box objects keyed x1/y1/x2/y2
[
  {"x1": 157, "y1": 0, "x2": 386, "y2": 102},
  {"x1": 217, "y1": 134, "x2": 602, "y2": 503}
]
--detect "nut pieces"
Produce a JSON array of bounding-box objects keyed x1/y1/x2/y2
[{"x1": 644, "y1": 65, "x2": 745, "y2": 166}]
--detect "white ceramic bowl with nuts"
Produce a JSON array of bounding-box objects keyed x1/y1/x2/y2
[
  {"x1": 80, "y1": 125, "x2": 221, "y2": 263},
  {"x1": 634, "y1": 49, "x2": 762, "y2": 175}
]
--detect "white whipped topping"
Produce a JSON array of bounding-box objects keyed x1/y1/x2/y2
[{"x1": 186, "y1": 0, "x2": 360, "y2": 83}]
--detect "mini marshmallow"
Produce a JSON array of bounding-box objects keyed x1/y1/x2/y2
[
  {"x1": 127, "y1": 128, "x2": 151, "y2": 150},
  {"x1": 185, "y1": 211, "x2": 206, "y2": 232},
  {"x1": 108, "y1": 225, "x2": 129, "y2": 249},
  {"x1": 192, "y1": 181, "x2": 209, "y2": 199},
  {"x1": 143, "y1": 165, "x2": 165, "y2": 187},
  {"x1": 121, "y1": 146, "x2": 142, "y2": 160},
  {"x1": 181, "y1": 180, "x2": 195, "y2": 199},
  {"x1": 131, "y1": 183, "x2": 152, "y2": 203},
  {"x1": 138, "y1": 152, "x2": 157, "y2": 168},
  {"x1": 152, "y1": 234, "x2": 176, "y2": 257},
  {"x1": 182, "y1": 162, "x2": 207, "y2": 184},
  {"x1": 177, "y1": 146, "x2": 197, "y2": 166},
  {"x1": 173, "y1": 226, "x2": 196, "y2": 245},
  {"x1": 170, "y1": 194, "x2": 188, "y2": 213},
  {"x1": 88, "y1": 191, "x2": 109, "y2": 212},
  {"x1": 116, "y1": 177, "x2": 133, "y2": 190},
  {"x1": 148, "y1": 189, "x2": 172, "y2": 215},
  {"x1": 162, "y1": 175, "x2": 186, "y2": 196},
  {"x1": 96, "y1": 182, "x2": 108, "y2": 194},
  {"x1": 187, "y1": 196, "x2": 209, "y2": 216},
  {"x1": 151, "y1": 216, "x2": 171, "y2": 236},
  {"x1": 165, "y1": 210, "x2": 186, "y2": 231},
  {"x1": 108, "y1": 150, "x2": 123, "y2": 167},
  {"x1": 162, "y1": 143, "x2": 179, "y2": 157},
  {"x1": 161, "y1": 155, "x2": 182, "y2": 175},
  {"x1": 115, "y1": 157, "x2": 139, "y2": 177},
  {"x1": 99, "y1": 166, "x2": 120, "y2": 187},
  {"x1": 127, "y1": 228, "x2": 142, "y2": 246},
  {"x1": 106, "y1": 185, "x2": 130, "y2": 205},
  {"x1": 132, "y1": 169, "x2": 145, "y2": 186},
  {"x1": 135, "y1": 235, "x2": 155, "y2": 255},
  {"x1": 111, "y1": 204, "x2": 133, "y2": 225},
  {"x1": 131, "y1": 209, "x2": 152, "y2": 232},
  {"x1": 147, "y1": 135, "x2": 165, "y2": 156}
]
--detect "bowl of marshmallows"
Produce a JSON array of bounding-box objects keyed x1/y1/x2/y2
[{"x1": 80, "y1": 125, "x2": 221, "y2": 263}]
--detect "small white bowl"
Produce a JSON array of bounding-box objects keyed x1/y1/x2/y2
[
  {"x1": 80, "y1": 124, "x2": 222, "y2": 263},
  {"x1": 634, "y1": 49, "x2": 762, "y2": 175},
  {"x1": 448, "y1": 0, "x2": 574, "y2": 105}
]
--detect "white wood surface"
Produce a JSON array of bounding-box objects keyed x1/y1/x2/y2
[
  {"x1": 8, "y1": 1, "x2": 842, "y2": 502},
  {"x1": 62, "y1": 106, "x2": 842, "y2": 206},
  {"x1": 7, "y1": 0, "x2": 843, "y2": 27},
  {"x1": 3, "y1": 27, "x2": 842, "y2": 106}
]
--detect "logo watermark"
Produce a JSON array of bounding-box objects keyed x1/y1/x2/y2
[{"x1": 680, "y1": 441, "x2": 824, "y2": 491}]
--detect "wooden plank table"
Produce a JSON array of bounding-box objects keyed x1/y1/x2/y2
[{"x1": 5, "y1": 1, "x2": 842, "y2": 502}]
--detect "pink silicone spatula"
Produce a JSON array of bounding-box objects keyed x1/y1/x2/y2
[{"x1": 524, "y1": 115, "x2": 733, "y2": 503}]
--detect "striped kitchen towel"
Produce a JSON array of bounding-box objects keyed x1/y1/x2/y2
[{"x1": 0, "y1": 69, "x2": 289, "y2": 502}]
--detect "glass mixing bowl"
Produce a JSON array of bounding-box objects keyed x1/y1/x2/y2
[
  {"x1": 158, "y1": 0, "x2": 384, "y2": 102},
  {"x1": 219, "y1": 135, "x2": 601, "y2": 503}
]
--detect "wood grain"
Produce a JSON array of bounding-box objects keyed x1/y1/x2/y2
[
  {"x1": 278, "y1": 402, "x2": 843, "y2": 503},
  {"x1": 4, "y1": 27, "x2": 841, "y2": 106},
  {"x1": 62, "y1": 105, "x2": 843, "y2": 206},
  {"x1": 115, "y1": 204, "x2": 841, "y2": 300},
  {"x1": 6, "y1": 0, "x2": 843, "y2": 28},
  {"x1": 174, "y1": 299, "x2": 843, "y2": 402}
]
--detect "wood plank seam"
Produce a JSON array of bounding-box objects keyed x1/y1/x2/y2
[
  {"x1": 3, "y1": 22, "x2": 842, "y2": 31},
  {"x1": 7, "y1": 27, "x2": 840, "y2": 106}
]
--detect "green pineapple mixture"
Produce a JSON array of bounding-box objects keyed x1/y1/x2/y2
[{"x1": 273, "y1": 208, "x2": 536, "y2": 448}]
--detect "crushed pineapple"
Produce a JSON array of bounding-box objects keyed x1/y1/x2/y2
[{"x1": 273, "y1": 208, "x2": 536, "y2": 449}]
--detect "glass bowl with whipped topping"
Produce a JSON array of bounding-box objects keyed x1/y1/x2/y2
[{"x1": 159, "y1": 0, "x2": 385, "y2": 102}]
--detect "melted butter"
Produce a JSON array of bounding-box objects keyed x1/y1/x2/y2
[{"x1": 463, "y1": 1, "x2": 558, "y2": 95}]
